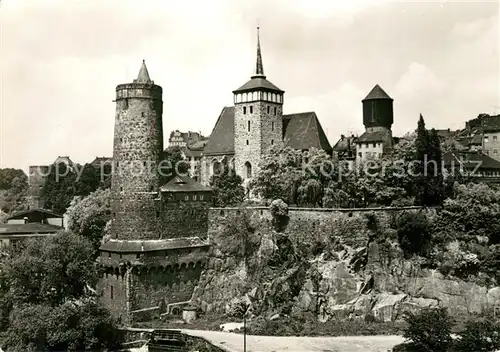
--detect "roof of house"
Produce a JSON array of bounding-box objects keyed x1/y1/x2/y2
[
  {"x1": 362, "y1": 84, "x2": 393, "y2": 101},
  {"x1": 90, "y1": 157, "x2": 112, "y2": 166},
  {"x1": 0, "y1": 223, "x2": 62, "y2": 235},
  {"x1": 100, "y1": 237, "x2": 209, "y2": 252},
  {"x1": 160, "y1": 175, "x2": 212, "y2": 193},
  {"x1": 203, "y1": 107, "x2": 332, "y2": 156},
  {"x1": 466, "y1": 114, "x2": 500, "y2": 132},
  {"x1": 203, "y1": 107, "x2": 236, "y2": 155},
  {"x1": 332, "y1": 135, "x2": 357, "y2": 152},
  {"x1": 6, "y1": 208, "x2": 63, "y2": 221},
  {"x1": 356, "y1": 130, "x2": 392, "y2": 143},
  {"x1": 443, "y1": 151, "x2": 500, "y2": 170}
]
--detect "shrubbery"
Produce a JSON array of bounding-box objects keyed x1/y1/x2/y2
[
  {"x1": 399, "y1": 307, "x2": 500, "y2": 352},
  {"x1": 397, "y1": 212, "x2": 431, "y2": 258}
]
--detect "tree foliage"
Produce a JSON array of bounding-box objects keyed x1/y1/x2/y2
[
  {"x1": 161, "y1": 146, "x2": 190, "y2": 182},
  {"x1": 402, "y1": 307, "x2": 453, "y2": 352},
  {"x1": 0, "y1": 168, "x2": 28, "y2": 213},
  {"x1": 65, "y1": 188, "x2": 112, "y2": 256},
  {"x1": 209, "y1": 158, "x2": 245, "y2": 207},
  {"x1": 397, "y1": 211, "x2": 431, "y2": 258},
  {"x1": 42, "y1": 163, "x2": 109, "y2": 214}
]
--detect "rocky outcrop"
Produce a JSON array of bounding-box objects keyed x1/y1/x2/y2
[{"x1": 192, "y1": 213, "x2": 500, "y2": 323}]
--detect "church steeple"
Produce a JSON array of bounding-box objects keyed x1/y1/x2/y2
[
  {"x1": 253, "y1": 27, "x2": 265, "y2": 79},
  {"x1": 135, "y1": 60, "x2": 152, "y2": 84}
]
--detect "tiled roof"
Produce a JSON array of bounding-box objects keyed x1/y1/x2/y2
[
  {"x1": 362, "y1": 84, "x2": 393, "y2": 101},
  {"x1": 100, "y1": 237, "x2": 209, "y2": 252},
  {"x1": 356, "y1": 130, "x2": 392, "y2": 143},
  {"x1": 6, "y1": 208, "x2": 63, "y2": 221},
  {"x1": 160, "y1": 175, "x2": 212, "y2": 193},
  {"x1": 0, "y1": 223, "x2": 62, "y2": 235},
  {"x1": 203, "y1": 107, "x2": 236, "y2": 155},
  {"x1": 203, "y1": 108, "x2": 332, "y2": 155},
  {"x1": 233, "y1": 77, "x2": 284, "y2": 93},
  {"x1": 443, "y1": 151, "x2": 500, "y2": 170},
  {"x1": 283, "y1": 112, "x2": 332, "y2": 153},
  {"x1": 332, "y1": 135, "x2": 357, "y2": 152}
]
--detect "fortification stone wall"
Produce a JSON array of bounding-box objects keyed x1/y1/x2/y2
[
  {"x1": 208, "y1": 206, "x2": 431, "y2": 247},
  {"x1": 158, "y1": 201, "x2": 210, "y2": 239},
  {"x1": 234, "y1": 101, "x2": 283, "y2": 179}
]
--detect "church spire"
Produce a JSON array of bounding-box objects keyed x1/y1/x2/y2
[
  {"x1": 253, "y1": 27, "x2": 265, "y2": 78},
  {"x1": 135, "y1": 59, "x2": 152, "y2": 83}
]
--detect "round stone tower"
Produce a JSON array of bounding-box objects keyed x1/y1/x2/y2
[
  {"x1": 362, "y1": 84, "x2": 394, "y2": 132},
  {"x1": 110, "y1": 60, "x2": 163, "y2": 240},
  {"x1": 232, "y1": 27, "x2": 285, "y2": 182}
]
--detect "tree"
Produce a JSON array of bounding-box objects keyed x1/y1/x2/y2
[
  {"x1": 402, "y1": 307, "x2": 453, "y2": 352},
  {"x1": 397, "y1": 211, "x2": 431, "y2": 258},
  {"x1": 209, "y1": 158, "x2": 245, "y2": 207},
  {"x1": 0, "y1": 232, "x2": 121, "y2": 350},
  {"x1": 161, "y1": 146, "x2": 190, "y2": 183},
  {"x1": 413, "y1": 115, "x2": 444, "y2": 206},
  {"x1": 5, "y1": 232, "x2": 98, "y2": 306},
  {"x1": 65, "y1": 188, "x2": 112, "y2": 256},
  {"x1": 0, "y1": 168, "x2": 29, "y2": 213}
]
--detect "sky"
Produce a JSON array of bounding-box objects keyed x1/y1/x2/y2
[{"x1": 1, "y1": 0, "x2": 499, "y2": 172}]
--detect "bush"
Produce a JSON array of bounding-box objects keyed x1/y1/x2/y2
[
  {"x1": 455, "y1": 319, "x2": 500, "y2": 352},
  {"x1": 397, "y1": 212, "x2": 431, "y2": 258},
  {"x1": 269, "y1": 199, "x2": 289, "y2": 232},
  {"x1": 402, "y1": 307, "x2": 453, "y2": 352}
]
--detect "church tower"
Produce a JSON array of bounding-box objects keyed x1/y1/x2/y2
[
  {"x1": 110, "y1": 60, "x2": 163, "y2": 240},
  {"x1": 233, "y1": 28, "x2": 285, "y2": 181}
]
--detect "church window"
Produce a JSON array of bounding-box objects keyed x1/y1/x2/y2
[
  {"x1": 244, "y1": 162, "x2": 252, "y2": 178},
  {"x1": 274, "y1": 107, "x2": 277, "y2": 115},
  {"x1": 267, "y1": 106, "x2": 270, "y2": 114},
  {"x1": 250, "y1": 106, "x2": 253, "y2": 114},
  {"x1": 248, "y1": 121, "x2": 251, "y2": 132},
  {"x1": 272, "y1": 122, "x2": 275, "y2": 131},
  {"x1": 246, "y1": 140, "x2": 249, "y2": 145},
  {"x1": 243, "y1": 107, "x2": 247, "y2": 114}
]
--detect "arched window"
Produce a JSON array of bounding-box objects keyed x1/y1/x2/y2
[
  {"x1": 212, "y1": 160, "x2": 221, "y2": 175},
  {"x1": 244, "y1": 161, "x2": 252, "y2": 178},
  {"x1": 252, "y1": 91, "x2": 257, "y2": 101}
]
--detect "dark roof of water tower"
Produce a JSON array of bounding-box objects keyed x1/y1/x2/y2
[{"x1": 362, "y1": 84, "x2": 393, "y2": 101}]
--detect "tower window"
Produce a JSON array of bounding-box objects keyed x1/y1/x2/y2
[
  {"x1": 110, "y1": 285, "x2": 114, "y2": 300},
  {"x1": 120, "y1": 138, "x2": 123, "y2": 142},
  {"x1": 267, "y1": 106, "x2": 270, "y2": 114},
  {"x1": 248, "y1": 121, "x2": 250, "y2": 132},
  {"x1": 250, "y1": 106, "x2": 253, "y2": 114},
  {"x1": 274, "y1": 107, "x2": 277, "y2": 115},
  {"x1": 141, "y1": 112, "x2": 144, "y2": 117},
  {"x1": 271, "y1": 140, "x2": 274, "y2": 145},
  {"x1": 243, "y1": 107, "x2": 247, "y2": 114},
  {"x1": 246, "y1": 140, "x2": 249, "y2": 145},
  {"x1": 156, "y1": 211, "x2": 159, "y2": 218},
  {"x1": 244, "y1": 162, "x2": 252, "y2": 178},
  {"x1": 120, "y1": 186, "x2": 123, "y2": 192},
  {"x1": 272, "y1": 122, "x2": 275, "y2": 131}
]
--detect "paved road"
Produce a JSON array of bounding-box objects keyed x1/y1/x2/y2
[{"x1": 181, "y1": 329, "x2": 405, "y2": 352}]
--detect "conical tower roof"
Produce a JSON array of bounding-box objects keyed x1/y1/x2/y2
[
  {"x1": 135, "y1": 60, "x2": 152, "y2": 84},
  {"x1": 362, "y1": 84, "x2": 393, "y2": 101}
]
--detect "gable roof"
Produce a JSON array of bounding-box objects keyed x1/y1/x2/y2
[
  {"x1": 356, "y1": 130, "x2": 392, "y2": 143},
  {"x1": 362, "y1": 84, "x2": 393, "y2": 101},
  {"x1": 283, "y1": 112, "x2": 332, "y2": 153},
  {"x1": 203, "y1": 107, "x2": 236, "y2": 155},
  {"x1": 203, "y1": 108, "x2": 332, "y2": 156},
  {"x1": 160, "y1": 175, "x2": 212, "y2": 193},
  {"x1": 6, "y1": 208, "x2": 63, "y2": 221}
]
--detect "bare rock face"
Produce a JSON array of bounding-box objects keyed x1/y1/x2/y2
[{"x1": 193, "y1": 225, "x2": 500, "y2": 323}]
